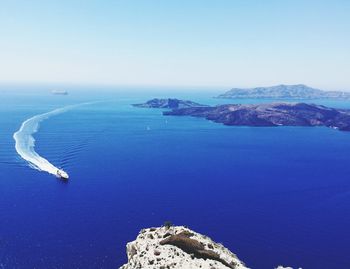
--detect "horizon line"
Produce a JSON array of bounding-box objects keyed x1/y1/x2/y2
[{"x1": 0, "y1": 80, "x2": 349, "y2": 92}]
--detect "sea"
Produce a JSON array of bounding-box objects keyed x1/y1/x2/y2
[{"x1": 0, "y1": 85, "x2": 350, "y2": 269}]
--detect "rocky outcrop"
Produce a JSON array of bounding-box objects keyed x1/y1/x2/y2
[
  {"x1": 163, "y1": 102, "x2": 350, "y2": 131},
  {"x1": 119, "y1": 226, "x2": 248, "y2": 269},
  {"x1": 119, "y1": 226, "x2": 299, "y2": 269},
  {"x1": 132, "y1": 98, "x2": 207, "y2": 109},
  {"x1": 217, "y1": 84, "x2": 350, "y2": 99},
  {"x1": 160, "y1": 231, "x2": 238, "y2": 269}
]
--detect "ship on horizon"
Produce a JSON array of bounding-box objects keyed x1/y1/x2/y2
[{"x1": 52, "y1": 90, "x2": 68, "y2": 95}]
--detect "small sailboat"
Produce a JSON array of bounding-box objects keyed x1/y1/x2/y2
[{"x1": 57, "y1": 169, "x2": 69, "y2": 180}]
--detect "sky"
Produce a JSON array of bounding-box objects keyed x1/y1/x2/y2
[{"x1": 0, "y1": 0, "x2": 349, "y2": 90}]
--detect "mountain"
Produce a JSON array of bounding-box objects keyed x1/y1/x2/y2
[
  {"x1": 217, "y1": 84, "x2": 350, "y2": 99},
  {"x1": 134, "y1": 98, "x2": 350, "y2": 131},
  {"x1": 132, "y1": 98, "x2": 207, "y2": 109},
  {"x1": 163, "y1": 102, "x2": 350, "y2": 131}
]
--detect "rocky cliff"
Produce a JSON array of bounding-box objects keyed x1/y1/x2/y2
[
  {"x1": 119, "y1": 226, "x2": 248, "y2": 269},
  {"x1": 119, "y1": 226, "x2": 298, "y2": 269}
]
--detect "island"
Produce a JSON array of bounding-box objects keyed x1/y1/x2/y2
[
  {"x1": 133, "y1": 98, "x2": 208, "y2": 109},
  {"x1": 119, "y1": 225, "x2": 293, "y2": 269},
  {"x1": 217, "y1": 84, "x2": 350, "y2": 99},
  {"x1": 135, "y1": 99, "x2": 350, "y2": 131}
]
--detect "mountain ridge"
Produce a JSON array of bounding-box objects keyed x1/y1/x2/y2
[
  {"x1": 134, "y1": 99, "x2": 350, "y2": 131},
  {"x1": 163, "y1": 102, "x2": 350, "y2": 131},
  {"x1": 217, "y1": 84, "x2": 350, "y2": 99}
]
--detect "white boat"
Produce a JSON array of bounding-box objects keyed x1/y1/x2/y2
[
  {"x1": 57, "y1": 169, "x2": 69, "y2": 179},
  {"x1": 52, "y1": 90, "x2": 68, "y2": 95}
]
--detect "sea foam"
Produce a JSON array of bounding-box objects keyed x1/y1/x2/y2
[{"x1": 13, "y1": 105, "x2": 74, "y2": 177}]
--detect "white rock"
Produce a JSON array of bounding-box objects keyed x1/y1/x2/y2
[
  {"x1": 119, "y1": 225, "x2": 301, "y2": 269},
  {"x1": 119, "y1": 226, "x2": 249, "y2": 269}
]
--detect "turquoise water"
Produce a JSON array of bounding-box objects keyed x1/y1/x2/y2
[{"x1": 1, "y1": 86, "x2": 350, "y2": 269}]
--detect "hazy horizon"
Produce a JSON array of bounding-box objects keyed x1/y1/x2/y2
[
  {"x1": 1, "y1": 0, "x2": 349, "y2": 90},
  {"x1": 1, "y1": 82, "x2": 350, "y2": 93}
]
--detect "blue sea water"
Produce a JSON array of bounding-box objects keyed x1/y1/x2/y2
[{"x1": 1, "y1": 86, "x2": 350, "y2": 269}]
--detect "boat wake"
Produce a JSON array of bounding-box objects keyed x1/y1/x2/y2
[{"x1": 13, "y1": 105, "x2": 78, "y2": 177}]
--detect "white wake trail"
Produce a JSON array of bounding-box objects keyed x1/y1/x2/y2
[{"x1": 13, "y1": 105, "x2": 76, "y2": 177}]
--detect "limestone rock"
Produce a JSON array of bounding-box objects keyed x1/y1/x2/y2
[{"x1": 119, "y1": 226, "x2": 248, "y2": 269}]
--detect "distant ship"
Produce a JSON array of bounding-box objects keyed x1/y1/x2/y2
[
  {"x1": 57, "y1": 169, "x2": 69, "y2": 180},
  {"x1": 52, "y1": 90, "x2": 68, "y2": 95}
]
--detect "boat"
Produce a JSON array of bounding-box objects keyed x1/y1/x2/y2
[
  {"x1": 57, "y1": 169, "x2": 69, "y2": 180},
  {"x1": 52, "y1": 90, "x2": 68, "y2": 95}
]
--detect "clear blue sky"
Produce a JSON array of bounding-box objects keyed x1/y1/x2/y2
[{"x1": 0, "y1": 0, "x2": 349, "y2": 90}]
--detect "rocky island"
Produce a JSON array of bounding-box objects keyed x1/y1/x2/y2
[
  {"x1": 135, "y1": 99, "x2": 350, "y2": 131},
  {"x1": 119, "y1": 225, "x2": 295, "y2": 269},
  {"x1": 133, "y1": 98, "x2": 207, "y2": 109},
  {"x1": 217, "y1": 84, "x2": 350, "y2": 99}
]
